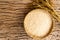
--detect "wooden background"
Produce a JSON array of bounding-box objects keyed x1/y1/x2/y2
[{"x1": 0, "y1": 0, "x2": 60, "y2": 40}]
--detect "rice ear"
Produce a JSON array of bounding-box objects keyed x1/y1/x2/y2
[{"x1": 32, "y1": 0, "x2": 60, "y2": 22}]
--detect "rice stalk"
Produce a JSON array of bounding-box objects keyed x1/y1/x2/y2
[{"x1": 32, "y1": 0, "x2": 60, "y2": 22}]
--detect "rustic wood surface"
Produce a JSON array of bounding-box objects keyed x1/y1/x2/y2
[{"x1": 0, "y1": 0, "x2": 60, "y2": 40}]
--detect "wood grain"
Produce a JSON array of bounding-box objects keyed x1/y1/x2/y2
[
  {"x1": 0, "y1": 0, "x2": 60, "y2": 40},
  {"x1": 0, "y1": 0, "x2": 33, "y2": 40}
]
